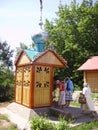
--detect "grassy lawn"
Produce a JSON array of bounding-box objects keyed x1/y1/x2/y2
[
  {"x1": 0, "y1": 102, "x2": 18, "y2": 130},
  {"x1": 70, "y1": 101, "x2": 80, "y2": 107},
  {"x1": 91, "y1": 93, "x2": 98, "y2": 99},
  {"x1": 71, "y1": 120, "x2": 98, "y2": 130},
  {"x1": 0, "y1": 114, "x2": 18, "y2": 130}
]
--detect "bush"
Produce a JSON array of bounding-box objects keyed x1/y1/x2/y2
[
  {"x1": 0, "y1": 85, "x2": 14, "y2": 102},
  {"x1": 30, "y1": 115, "x2": 71, "y2": 130},
  {"x1": 30, "y1": 116, "x2": 54, "y2": 130},
  {"x1": 56, "y1": 117, "x2": 71, "y2": 130},
  {"x1": 30, "y1": 114, "x2": 98, "y2": 130}
]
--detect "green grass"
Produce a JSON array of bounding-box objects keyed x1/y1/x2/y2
[
  {"x1": 0, "y1": 114, "x2": 18, "y2": 130},
  {"x1": 71, "y1": 120, "x2": 98, "y2": 130},
  {"x1": 5, "y1": 125, "x2": 18, "y2": 130},
  {"x1": 70, "y1": 101, "x2": 80, "y2": 107},
  {"x1": 0, "y1": 114, "x2": 9, "y2": 121},
  {"x1": 91, "y1": 93, "x2": 98, "y2": 99}
]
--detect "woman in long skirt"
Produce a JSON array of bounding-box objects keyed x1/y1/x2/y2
[
  {"x1": 64, "y1": 77, "x2": 73, "y2": 107},
  {"x1": 82, "y1": 82, "x2": 96, "y2": 117},
  {"x1": 56, "y1": 80, "x2": 65, "y2": 109}
]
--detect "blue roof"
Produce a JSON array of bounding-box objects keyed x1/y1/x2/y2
[{"x1": 24, "y1": 49, "x2": 40, "y2": 61}]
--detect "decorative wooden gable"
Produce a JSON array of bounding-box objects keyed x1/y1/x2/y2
[
  {"x1": 15, "y1": 50, "x2": 31, "y2": 66},
  {"x1": 17, "y1": 53, "x2": 30, "y2": 65},
  {"x1": 34, "y1": 49, "x2": 66, "y2": 67}
]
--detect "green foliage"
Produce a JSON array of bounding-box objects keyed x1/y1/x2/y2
[
  {"x1": 71, "y1": 120, "x2": 98, "y2": 130},
  {"x1": 15, "y1": 42, "x2": 28, "y2": 57},
  {"x1": 30, "y1": 115, "x2": 72, "y2": 130},
  {"x1": 91, "y1": 93, "x2": 98, "y2": 99},
  {"x1": 30, "y1": 116, "x2": 54, "y2": 130},
  {"x1": 56, "y1": 117, "x2": 71, "y2": 130},
  {"x1": 0, "y1": 69, "x2": 14, "y2": 101},
  {"x1": 0, "y1": 114, "x2": 18, "y2": 130},
  {"x1": 0, "y1": 114, "x2": 9, "y2": 121},
  {"x1": 0, "y1": 41, "x2": 13, "y2": 68},
  {"x1": 30, "y1": 115, "x2": 98, "y2": 130},
  {"x1": 70, "y1": 101, "x2": 80, "y2": 107},
  {"x1": 6, "y1": 125, "x2": 18, "y2": 130},
  {"x1": 0, "y1": 41, "x2": 14, "y2": 101},
  {"x1": 44, "y1": 0, "x2": 98, "y2": 88},
  {"x1": 15, "y1": 42, "x2": 35, "y2": 57}
]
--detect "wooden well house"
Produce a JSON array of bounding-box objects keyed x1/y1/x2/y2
[
  {"x1": 78, "y1": 56, "x2": 98, "y2": 92},
  {"x1": 14, "y1": 48, "x2": 67, "y2": 108}
]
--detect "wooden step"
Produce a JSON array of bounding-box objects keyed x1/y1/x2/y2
[{"x1": 49, "y1": 107, "x2": 72, "y2": 120}]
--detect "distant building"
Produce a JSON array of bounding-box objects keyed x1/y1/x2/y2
[{"x1": 78, "y1": 56, "x2": 98, "y2": 92}]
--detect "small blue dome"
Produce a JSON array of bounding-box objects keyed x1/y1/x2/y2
[
  {"x1": 40, "y1": 31, "x2": 49, "y2": 42},
  {"x1": 32, "y1": 30, "x2": 48, "y2": 52}
]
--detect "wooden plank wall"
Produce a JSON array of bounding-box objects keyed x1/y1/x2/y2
[{"x1": 86, "y1": 71, "x2": 98, "y2": 92}]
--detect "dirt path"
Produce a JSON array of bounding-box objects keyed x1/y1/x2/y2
[
  {"x1": 0, "y1": 102, "x2": 17, "y2": 130},
  {"x1": 0, "y1": 102, "x2": 10, "y2": 108}
]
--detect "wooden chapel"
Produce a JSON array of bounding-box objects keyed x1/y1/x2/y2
[{"x1": 14, "y1": 48, "x2": 67, "y2": 108}]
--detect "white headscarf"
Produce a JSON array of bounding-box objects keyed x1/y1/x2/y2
[
  {"x1": 83, "y1": 82, "x2": 88, "y2": 87},
  {"x1": 83, "y1": 82, "x2": 91, "y2": 96}
]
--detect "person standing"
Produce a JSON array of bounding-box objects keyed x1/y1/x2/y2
[
  {"x1": 52, "y1": 82, "x2": 60, "y2": 108},
  {"x1": 64, "y1": 77, "x2": 73, "y2": 107},
  {"x1": 56, "y1": 80, "x2": 65, "y2": 109},
  {"x1": 82, "y1": 82, "x2": 96, "y2": 117}
]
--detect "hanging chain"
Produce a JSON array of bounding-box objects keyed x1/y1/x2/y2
[{"x1": 39, "y1": 0, "x2": 43, "y2": 29}]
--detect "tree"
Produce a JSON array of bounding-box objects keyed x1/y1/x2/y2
[
  {"x1": 0, "y1": 41, "x2": 13, "y2": 69},
  {"x1": 0, "y1": 41, "x2": 14, "y2": 101},
  {"x1": 15, "y1": 42, "x2": 35, "y2": 58},
  {"x1": 15, "y1": 42, "x2": 28, "y2": 57},
  {"x1": 44, "y1": 0, "x2": 98, "y2": 88}
]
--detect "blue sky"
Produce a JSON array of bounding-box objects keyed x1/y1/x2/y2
[{"x1": 0, "y1": 0, "x2": 97, "y2": 50}]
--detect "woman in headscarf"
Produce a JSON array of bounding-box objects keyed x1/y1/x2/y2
[
  {"x1": 82, "y1": 82, "x2": 96, "y2": 117},
  {"x1": 64, "y1": 77, "x2": 73, "y2": 107}
]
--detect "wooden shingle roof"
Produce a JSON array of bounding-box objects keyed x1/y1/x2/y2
[{"x1": 78, "y1": 56, "x2": 98, "y2": 70}]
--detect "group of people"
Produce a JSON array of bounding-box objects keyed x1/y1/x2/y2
[
  {"x1": 53, "y1": 77, "x2": 74, "y2": 109},
  {"x1": 53, "y1": 78, "x2": 97, "y2": 117}
]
